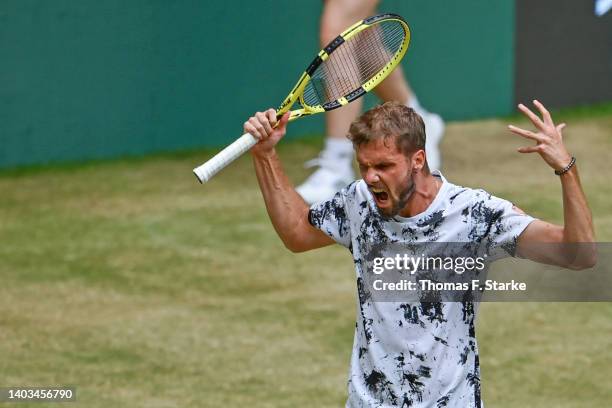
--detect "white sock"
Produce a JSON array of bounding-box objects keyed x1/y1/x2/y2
[{"x1": 323, "y1": 138, "x2": 354, "y2": 159}]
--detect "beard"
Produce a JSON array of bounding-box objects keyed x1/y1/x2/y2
[{"x1": 379, "y1": 171, "x2": 416, "y2": 219}]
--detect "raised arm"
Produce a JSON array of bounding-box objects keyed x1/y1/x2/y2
[
  {"x1": 508, "y1": 100, "x2": 596, "y2": 269},
  {"x1": 245, "y1": 109, "x2": 334, "y2": 252}
]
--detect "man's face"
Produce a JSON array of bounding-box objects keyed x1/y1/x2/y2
[{"x1": 356, "y1": 137, "x2": 416, "y2": 218}]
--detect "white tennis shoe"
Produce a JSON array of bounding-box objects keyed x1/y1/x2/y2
[{"x1": 296, "y1": 152, "x2": 354, "y2": 204}]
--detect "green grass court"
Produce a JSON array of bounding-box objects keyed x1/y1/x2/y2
[{"x1": 1, "y1": 110, "x2": 611, "y2": 407}]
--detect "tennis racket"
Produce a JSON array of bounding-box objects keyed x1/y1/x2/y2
[{"x1": 193, "y1": 13, "x2": 411, "y2": 183}]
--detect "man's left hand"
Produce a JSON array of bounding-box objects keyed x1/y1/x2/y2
[{"x1": 508, "y1": 100, "x2": 572, "y2": 172}]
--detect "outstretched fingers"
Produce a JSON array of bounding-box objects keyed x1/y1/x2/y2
[
  {"x1": 511, "y1": 99, "x2": 573, "y2": 171},
  {"x1": 556, "y1": 123, "x2": 567, "y2": 134},
  {"x1": 533, "y1": 99, "x2": 554, "y2": 127},
  {"x1": 508, "y1": 124, "x2": 544, "y2": 142},
  {"x1": 518, "y1": 103, "x2": 545, "y2": 129},
  {"x1": 517, "y1": 145, "x2": 541, "y2": 154}
]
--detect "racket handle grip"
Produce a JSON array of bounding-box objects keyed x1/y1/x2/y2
[{"x1": 193, "y1": 133, "x2": 258, "y2": 183}]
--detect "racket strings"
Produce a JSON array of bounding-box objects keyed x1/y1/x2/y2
[{"x1": 303, "y1": 20, "x2": 406, "y2": 107}]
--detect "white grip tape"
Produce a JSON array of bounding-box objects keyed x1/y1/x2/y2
[{"x1": 193, "y1": 133, "x2": 258, "y2": 183}]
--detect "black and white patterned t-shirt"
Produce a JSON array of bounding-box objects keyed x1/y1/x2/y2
[{"x1": 308, "y1": 171, "x2": 535, "y2": 408}]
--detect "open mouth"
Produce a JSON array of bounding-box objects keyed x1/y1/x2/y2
[{"x1": 370, "y1": 187, "x2": 389, "y2": 204}]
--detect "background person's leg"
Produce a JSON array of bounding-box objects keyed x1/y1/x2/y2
[{"x1": 296, "y1": 0, "x2": 378, "y2": 204}]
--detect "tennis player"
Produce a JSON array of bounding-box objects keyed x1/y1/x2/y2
[
  {"x1": 297, "y1": 0, "x2": 444, "y2": 204},
  {"x1": 245, "y1": 100, "x2": 595, "y2": 407}
]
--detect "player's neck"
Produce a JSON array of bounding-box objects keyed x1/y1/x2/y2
[{"x1": 398, "y1": 172, "x2": 442, "y2": 218}]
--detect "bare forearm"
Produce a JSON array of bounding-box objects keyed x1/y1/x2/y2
[
  {"x1": 243, "y1": 109, "x2": 333, "y2": 252},
  {"x1": 252, "y1": 150, "x2": 310, "y2": 246},
  {"x1": 511, "y1": 101, "x2": 595, "y2": 267},
  {"x1": 518, "y1": 165, "x2": 596, "y2": 268},
  {"x1": 560, "y1": 165, "x2": 594, "y2": 242}
]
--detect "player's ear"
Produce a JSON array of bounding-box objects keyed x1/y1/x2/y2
[{"x1": 411, "y1": 149, "x2": 426, "y2": 173}]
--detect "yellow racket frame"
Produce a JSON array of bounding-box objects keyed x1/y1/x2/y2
[{"x1": 276, "y1": 13, "x2": 411, "y2": 122}]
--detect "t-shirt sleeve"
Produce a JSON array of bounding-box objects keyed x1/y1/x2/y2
[
  {"x1": 307, "y1": 187, "x2": 352, "y2": 248},
  {"x1": 470, "y1": 190, "x2": 536, "y2": 259}
]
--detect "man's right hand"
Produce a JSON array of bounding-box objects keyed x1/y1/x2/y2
[{"x1": 245, "y1": 109, "x2": 291, "y2": 157}]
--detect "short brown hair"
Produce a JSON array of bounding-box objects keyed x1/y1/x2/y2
[{"x1": 347, "y1": 101, "x2": 426, "y2": 156}]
